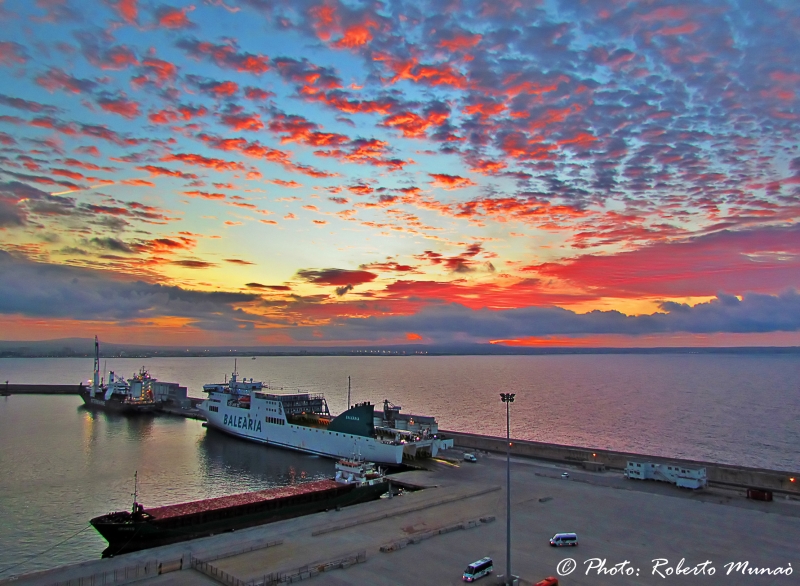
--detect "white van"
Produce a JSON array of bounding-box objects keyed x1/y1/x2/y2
[
  {"x1": 462, "y1": 557, "x2": 493, "y2": 581},
  {"x1": 550, "y1": 532, "x2": 578, "y2": 546}
]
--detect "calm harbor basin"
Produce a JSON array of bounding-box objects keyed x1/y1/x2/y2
[{"x1": 1, "y1": 353, "x2": 798, "y2": 579}]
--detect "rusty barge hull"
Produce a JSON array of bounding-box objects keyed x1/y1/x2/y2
[{"x1": 91, "y1": 479, "x2": 387, "y2": 555}]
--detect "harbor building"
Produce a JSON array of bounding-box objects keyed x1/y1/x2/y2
[{"x1": 624, "y1": 460, "x2": 707, "y2": 489}]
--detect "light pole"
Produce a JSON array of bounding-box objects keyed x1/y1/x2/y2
[{"x1": 500, "y1": 392, "x2": 515, "y2": 585}]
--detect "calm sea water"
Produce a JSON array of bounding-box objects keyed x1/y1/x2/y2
[{"x1": 1, "y1": 353, "x2": 798, "y2": 578}]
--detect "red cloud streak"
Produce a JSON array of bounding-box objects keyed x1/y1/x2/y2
[{"x1": 528, "y1": 227, "x2": 800, "y2": 298}]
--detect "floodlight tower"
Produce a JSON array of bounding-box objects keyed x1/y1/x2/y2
[{"x1": 500, "y1": 392, "x2": 516, "y2": 585}]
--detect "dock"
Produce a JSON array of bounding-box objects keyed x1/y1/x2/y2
[
  {"x1": 2, "y1": 448, "x2": 798, "y2": 586},
  {"x1": 1, "y1": 383, "x2": 85, "y2": 395}
]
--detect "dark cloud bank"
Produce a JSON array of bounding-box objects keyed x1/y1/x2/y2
[
  {"x1": 306, "y1": 292, "x2": 800, "y2": 343},
  {"x1": 1, "y1": 252, "x2": 797, "y2": 343},
  {"x1": 0, "y1": 251, "x2": 259, "y2": 331}
]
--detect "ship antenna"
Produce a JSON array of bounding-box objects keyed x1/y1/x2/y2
[{"x1": 347, "y1": 376, "x2": 351, "y2": 409}]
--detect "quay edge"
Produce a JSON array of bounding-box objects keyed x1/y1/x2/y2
[
  {"x1": 444, "y1": 429, "x2": 800, "y2": 496},
  {"x1": 3, "y1": 387, "x2": 795, "y2": 492},
  {"x1": 1, "y1": 383, "x2": 85, "y2": 394}
]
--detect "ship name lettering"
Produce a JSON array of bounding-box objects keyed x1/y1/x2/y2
[
  {"x1": 223, "y1": 413, "x2": 261, "y2": 432},
  {"x1": 346, "y1": 415, "x2": 359, "y2": 421}
]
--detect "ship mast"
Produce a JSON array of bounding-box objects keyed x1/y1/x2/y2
[
  {"x1": 93, "y1": 336, "x2": 100, "y2": 392},
  {"x1": 131, "y1": 471, "x2": 139, "y2": 514},
  {"x1": 347, "y1": 376, "x2": 351, "y2": 409}
]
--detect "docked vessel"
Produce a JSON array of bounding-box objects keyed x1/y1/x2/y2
[
  {"x1": 91, "y1": 457, "x2": 388, "y2": 554},
  {"x1": 199, "y1": 367, "x2": 453, "y2": 465},
  {"x1": 79, "y1": 337, "x2": 158, "y2": 414}
]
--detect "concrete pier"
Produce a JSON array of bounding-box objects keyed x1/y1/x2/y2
[
  {"x1": 3, "y1": 448, "x2": 798, "y2": 586},
  {"x1": 445, "y1": 430, "x2": 800, "y2": 496},
  {"x1": 0, "y1": 383, "x2": 85, "y2": 395}
]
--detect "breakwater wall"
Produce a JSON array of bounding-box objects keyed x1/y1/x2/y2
[
  {"x1": 1, "y1": 383, "x2": 85, "y2": 394},
  {"x1": 444, "y1": 430, "x2": 800, "y2": 495}
]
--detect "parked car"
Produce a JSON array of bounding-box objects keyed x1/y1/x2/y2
[
  {"x1": 464, "y1": 453, "x2": 478, "y2": 463},
  {"x1": 561, "y1": 472, "x2": 569, "y2": 479},
  {"x1": 462, "y1": 557, "x2": 493, "y2": 582},
  {"x1": 550, "y1": 532, "x2": 578, "y2": 546}
]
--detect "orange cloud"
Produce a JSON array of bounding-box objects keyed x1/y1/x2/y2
[
  {"x1": 155, "y1": 5, "x2": 194, "y2": 29},
  {"x1": 148, "y1": 109, "x2": 178, "y2": 125},
  {"x1": 50, "y1": 168, "x2": 87, "y2": 181},
  {"x1": 220, "y1": 112, "x2": 264, "y2": 131},
  {"x1": 183, "y1": 190, "x2": 226, "y2": 200},
  {"x1": 139, "y1": 57, "x2": 178, "y2": 84},
  {"x1": 470, "y1": 159, "x2": 507, "y2": 175},
  {"x1": 382, "y1": 110, "x2": 448, "y2": 138},
  {"x1": 348, "y1": 183, "x2": 373, "y2": 196},
  {"x1": 97, "y1": 95, "x2": 139, "y2": 119},
  {"x1": 136, "y1": 165, "x2": 197, "y2": 179},
  {"x1": 655, "y1": 22, "x2": 700, "y2": 36},
  {"x1": 380, "y1": 54, "x2": 469, "y2": 89},
  {"x1": 162, "y1": 152, "x2": 245, "y2": 172},
  {"x1": 269, "y1": 179, "x2": 302, "y2": 188},
  {"x1": 333, "y1": 19, "x2": 380, "y2": 49},
  {"x1": 121, "y1": 178, "x2": 155, "y2": 187},
  {"x1": 112, "y1": 0, "x2": 138, "y2": 24},
  {"x1": 308, "y1": 2, "x2": 337, "y2": 41},
  {"x1": 439, "y1": 33, "x2": 482, "y2": 52},
  {"x1": 429, "y1": 173, "x2": 476, "y2": 190}
]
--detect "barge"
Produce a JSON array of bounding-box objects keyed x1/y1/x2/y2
[{"x1": 91, "y1": 457, "x2": 388, "y2": 555}]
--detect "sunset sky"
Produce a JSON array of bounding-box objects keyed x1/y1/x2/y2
[{"x1": 0, "y1": 0, "x2": 798, "y2": 348}]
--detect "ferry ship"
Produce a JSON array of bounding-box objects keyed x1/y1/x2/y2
[
  {"x1": 79, "y1": 337, "x2": 158, "y2": 414},
  {"x1": 91, "y1": 457, "x2": 388, "y2": 554},
  {"x1": 199, "y1": 367, "x2": 453, "y2": 464}
]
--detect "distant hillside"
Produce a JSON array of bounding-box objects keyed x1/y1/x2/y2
[{"x1": 0, "y1": 338, "x2": 797, "y2": 358}]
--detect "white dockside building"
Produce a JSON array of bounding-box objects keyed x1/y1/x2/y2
[{"x1": 624, "y1": 461, "x2": 708, "y2": 489}]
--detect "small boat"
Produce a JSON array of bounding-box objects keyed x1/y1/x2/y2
[{"x1": 91, "y1": 457, "x2": 388, "y2": 555}]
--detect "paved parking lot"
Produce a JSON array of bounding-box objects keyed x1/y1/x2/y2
[{"x1": 7, "y1": 450, "x2": 799, "y2": 586}]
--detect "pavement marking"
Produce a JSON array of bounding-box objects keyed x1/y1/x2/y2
[{"x1": 310, "y1": 485, "x2": 501, "y2": 536}]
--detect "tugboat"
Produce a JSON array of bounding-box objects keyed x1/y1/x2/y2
[
  {"x1": 79, "y1": 337, "x2": 157, "y2": 414},
  {"x1": 90, "y1": 456, "x2": 388, "y2": 555}
]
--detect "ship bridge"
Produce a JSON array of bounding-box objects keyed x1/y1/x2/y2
[{"x1": 258, "y1": 392, "x2": 330, "y2": 416}]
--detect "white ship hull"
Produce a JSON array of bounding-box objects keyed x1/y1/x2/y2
[
  {"x1": 199, "y1": 368, "x2": 452, "y2": 465},
  {"x1": 202, "y1": 397, "x2": 407, "y2": 464}
]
